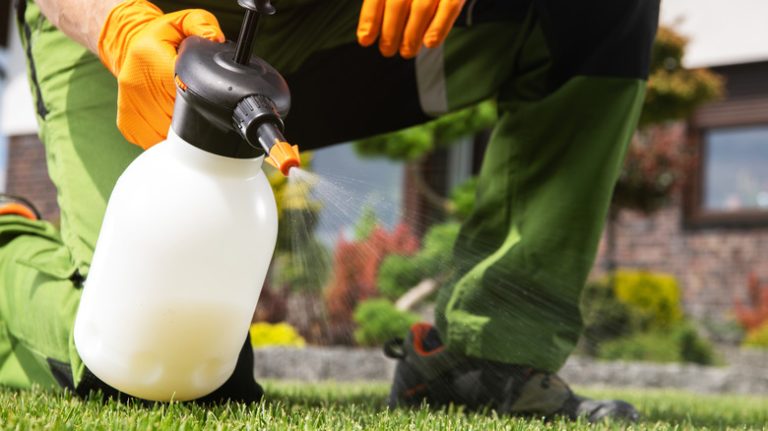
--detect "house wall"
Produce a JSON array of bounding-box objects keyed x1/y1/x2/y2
[
  {"x1": 593, "y1": 198, "x2": 768, "y2": 321},
  {"x1": 5, "y1": 134, "x2": 59, "y2": 221}
]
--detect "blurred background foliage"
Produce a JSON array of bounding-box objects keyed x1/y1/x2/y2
[
  {"x1": 250, "y1": 322, "x2": 306, "y2": 348},
  {"x1": 735, "y1": 273, "x2": 768, "y2": 349},
  {"x1": 640, "y1": 27, "x2": 724, "y2": 127},
  {"x1": 250, "y1": 26, "x2": 742, "y2": 366},
  {"x1": 579, "y1": 270, "x2": 716, "y2": 365},
  {"x1": 353, "y1": 299, "x2": 420, "y2": 346}
]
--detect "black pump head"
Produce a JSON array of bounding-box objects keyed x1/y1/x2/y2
[
  {"x1": 172, "y1": 36, "x2": 289, "y2": 158},
  {"x1": 170, "y1": 0, "x2": 299, "y2": 173},
  {"x1": 237, "y1": 0, "x2": 276, "y2": 14}
]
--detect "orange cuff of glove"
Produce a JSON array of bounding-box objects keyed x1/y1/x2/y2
[
  {"x1": 98, "y1": 0, "x2": 224, "y2": 148},
  {"x1": 357, "y1": 0, "x2": 465, "y2": 59}
]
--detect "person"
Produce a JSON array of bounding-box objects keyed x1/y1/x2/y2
[{"x1": 1, "y1": 0, "x2": 659, "y2": 421}]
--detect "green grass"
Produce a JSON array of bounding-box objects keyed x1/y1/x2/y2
[{"x1": 1, "y1": 382, "x2": 766, "y2": 430}]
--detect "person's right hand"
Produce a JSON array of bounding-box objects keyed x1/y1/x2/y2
[
  {"x1": 98, "y1": 0, "x2": 224, "y2": 149},
  {"x1": 357, "y1": 0, "x2": 465, "y2": 59}
]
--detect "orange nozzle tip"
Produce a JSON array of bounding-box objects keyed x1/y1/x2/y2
[{"x1": 266, "y1": 141, "x2": 301, "y2": 176}]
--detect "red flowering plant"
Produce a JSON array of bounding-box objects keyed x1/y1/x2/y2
[
  {"x1": 734, "y1": 272, "x2": 768, "y2": 332},
  {"x1": 324, "y1": 224, "x2": 420, "y2": 344},
  {"x1": 613, "y1": 124, "x2": 692, "y2": 213}
]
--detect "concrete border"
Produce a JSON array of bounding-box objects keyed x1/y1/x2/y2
[{"x1": 253, "y1": 347, "x2": 768, "y2": 395}]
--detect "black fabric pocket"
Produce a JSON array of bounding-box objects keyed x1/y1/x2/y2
[{"x1": 15, "y1": 0, "x2": 48, "y2": 119}]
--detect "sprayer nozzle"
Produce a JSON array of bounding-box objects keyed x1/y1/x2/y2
[{"x1": 265, "y1": 140, "x2": 300, "y2": 176}]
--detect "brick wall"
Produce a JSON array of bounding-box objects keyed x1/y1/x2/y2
[
  {"x1": 5, "y1": 134, "x2": 60, "y2": 221},
  {"x1": 593, "y1": 200, "x2": 768, "y2": 321}
]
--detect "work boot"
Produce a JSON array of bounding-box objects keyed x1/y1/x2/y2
[
  {"x1": 385, "y1": 323, "x2": 639, "y2": 422},
  {"x1": 0, "y1": 194, "x2": 41, "y2": 220}
]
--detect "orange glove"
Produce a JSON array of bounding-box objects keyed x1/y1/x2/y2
[
  {"x1": 357, "y1": 0, "x2": 465, "y2": 59},
  {"x1": 98, "y1": 0, "x2": 224, "y2": 149}
]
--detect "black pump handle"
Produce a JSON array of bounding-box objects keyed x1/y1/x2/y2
[{"x1": 233, "y1": 0, "x2": 275, "y2": 65}]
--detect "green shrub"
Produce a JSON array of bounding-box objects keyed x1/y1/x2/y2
[
  {"x1": 354, "y1": 206, "x2": 378, "y2": 241},
  {"x1": 353, "y1": 299, "x2": 419, "y2": 346},
  {"x1": 272, "y1": 238, "x2": 331, "y2": 293},
  {"x1": 598, "y1": 330, "x2": 679, "y2": 363},
  {"x1": 613, "y1": 269, "x2": 683, "y2": 329},
  {"x1": 579, "y1": 278, "x2": 634, "y2": 355},
  {"x1": 744, "y1": 321, "x2": 768, "y2": 349},
  {"x1": 377, "y1": 255, "x2": 423, "y2": 300},
  {"x1": 598, "y1": 323, "x2": 716, "y2": 365},
  {"x1": 353, "y1": 101, "x2": 497, "y2": 162},
  {"x1": 377, "y1": 222, "x2": 460, "y2": 300},
  {"x1": 418, "y1": 222, "x2": 460, "y2": 264},
  {"x1": 581, "y1": 271, "x2": 716, "y2": 365}
]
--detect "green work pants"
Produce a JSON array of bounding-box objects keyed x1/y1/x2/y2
[{"x1": 3, "y1": 0, "x2": 657, "y2": 393}]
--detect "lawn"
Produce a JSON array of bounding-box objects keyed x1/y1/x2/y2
[{"x1": 1, "y1": 381, "x2": 766, "y2": 430}]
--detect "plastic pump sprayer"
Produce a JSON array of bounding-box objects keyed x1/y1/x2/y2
[{"x1": 73, "y1": 0, "x2": 297, "y2": 401}]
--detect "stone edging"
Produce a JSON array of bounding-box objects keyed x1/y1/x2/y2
[{"x1": 253, "y1": 347, "x2": 768, "y2": 395}]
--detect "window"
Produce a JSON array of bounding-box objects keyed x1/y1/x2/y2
[
  {"x1": 687, "y1": 123, "x2": 768, "y2": 226},
  {"x1": 685, "y1": 61, "x2": 768, "y2": 227},
  {"x1": 703, "y1": 126, "x2": 768, "y2": 212}
]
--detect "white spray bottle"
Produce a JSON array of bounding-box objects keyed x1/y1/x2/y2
[{"x1": 73, "y1": 0, "x2": 300, "y2": 401}]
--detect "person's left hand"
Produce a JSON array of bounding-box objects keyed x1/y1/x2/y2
[
  {"x1": 356, "y1": 0, "x2": 466, "y2": 59},
  {"x1": 98, "y1": 0, "x2": 225, "y2": 149}
]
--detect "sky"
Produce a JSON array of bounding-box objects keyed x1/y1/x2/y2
[
  {"x1": 660, "y1": 0, "x2": 768, "y2": 67},
  {"x1": 310, "y1": 144, "x2": 404, "y2": 248}
]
